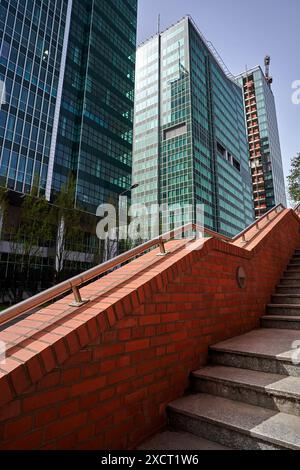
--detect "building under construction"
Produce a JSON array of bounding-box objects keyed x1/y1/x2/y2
[{"x1": 236, "y1": 58, "x2": 287, "y2": 218}]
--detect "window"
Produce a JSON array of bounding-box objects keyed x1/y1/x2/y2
[
  {"x1": 163, "y1": 122, "x2": 187, "y2": 140},
  {"x1": 0, "y1": 41, "x2": 10, "y2": 60},
  {"x1": 233, "y1": 158, "x2": 241, "y2": 172}
]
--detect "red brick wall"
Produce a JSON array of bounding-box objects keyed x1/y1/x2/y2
[{"x1": 0, "y1": 209, "x2": 299, "y2": 449}]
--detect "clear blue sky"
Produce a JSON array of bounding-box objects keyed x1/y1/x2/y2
[{"x1": 137, "y1": 0, "x2": 300, "y2": 186}]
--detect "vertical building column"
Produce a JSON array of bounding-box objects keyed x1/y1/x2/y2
[
  {"x1": 46, "y1": 0, "x2": 73, "y2": 201},
  {"x1": 0, "y1": 204, "x2": 3, "y2": 240}
]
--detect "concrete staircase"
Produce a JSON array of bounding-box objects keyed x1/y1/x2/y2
[{"x1": 141, "y1": 249, "x2": 300, "y2": 450}]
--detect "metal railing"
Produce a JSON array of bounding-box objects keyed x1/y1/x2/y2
[
  {"x1": 232, "y1": 204, "x2": 285, "y2": 244},
  {"x1": 0, "y1": 204, "x2": 287, "y2": 327},
  {"x1": 294, "y1": 203, "x2": 300, "y2": 216}
]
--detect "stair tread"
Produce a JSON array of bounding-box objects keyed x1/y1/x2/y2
[
  {"x1": 138, "y1": 430, "x2": 230, "y2": 450},
  {"x1": 262, "y1": 315, "x2": 300, "y2": 321},
  {"x1": 268, "y1": 304, "x2": 300, "y2": 308},
  {"x1": 193, "y1": 365, "x2": 300, "y2": 398},
  {"x1": 169, "y1": 393, "x2": 300, "y2": 449},
  {"x1": 273, "y1": 294, "x2": 300, "y2": 298},
  {"x1": 210, "y1": 328, "x2": 300, "y2": 362},
  {"x1": 278, "y1": 285, "x2": 300, "y2": 288}
]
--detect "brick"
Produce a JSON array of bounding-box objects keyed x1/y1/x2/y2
[
  {"x1": 62, "y1": 367, "x2": 81, "y2": 384},
  {"x1": 65, "y1": 349, "x2": 92, "y2": 366},
  {"x1": 10, "y1": 365, "x2": 31, "y2": 395},
  {"x1": 108, "y1": 367, "x2": 136, "y2": 385},
  {"x1": 53, "y1": 339, "x2": 69, "y2": 365},
  {"x1": 85, "y1": 317, "x2": 99, "y2": 341},
  {"x1": 89, "y1": 398, "x2": 121, "y2": 422},
  {"x1": 76, "y1": 325, "x2": 90, "y2": 347},
  {"x1": 118, "y1": 329, "x2": 132, "y2": 341},
  {"x1": 39, "y1": 346, "x2": 56, "y2": 373},
  {"x1": 35, "y1": 407, "x2": 58, "y2": 427},
  {"x1": 65, "y1": 331, "x2": 81, "y2": 355},
  {"x1": 125, "y1": 388, "x2": 147, "y2": 404},
  {"x1": 23, "y1": 388, "x2": 69, "y2": 412},
  {"x1": 59, "y1": 398, "x2": 79, "y2": 418},
  {"x1": 4, "y1": 415, "x2": 32, "y2": 440},
  {"x1": 95, "y1": 343, "x2": 124, "y2": 359},
  {"x1": 80, "y1": 391, "x2": 99, "y2": 411},
  {"x1": 125, "y1": 339, "x2": 150, "y2": 352},
  {"x1": 77, "y1": 423, "x2": 95, "y2": 442},
  {"x1": 0, "y1": 377, "x2": 14, "y2": 407},
  {"x1": 45, "y1": 412, "x2": 87, "y2": 440},
  {"x1": 26, "y1": 355, "x2": 44, "y2": 383},
  {"x1": 139, "y1": 315, "x2": 161, "y2": 326},
  {"x1": 0, "y1": 400, "x2": 21, "y2": 422},
  {"x1": 38, "y1": 370, "x2": 60, "y2": 390},
  {"x1": 106, "y1": 307, "x2": 117, "y2": 327},
  {"x1": 71, "y1": 376, "x2": 106, "y2": 397},
  {"x1": 56, "y1": 432, "x2": 77, "y2": 450},
  {"x1": 0, "y1": 429, "x2": 43, "y2": 450}
]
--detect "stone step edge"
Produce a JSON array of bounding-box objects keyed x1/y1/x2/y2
[
  {"x1": 191, "y1": 367, "x2": 300, "y2": 400},
  {"x1": 168, "y1": 395, "x2": 298, "y2": 450}
]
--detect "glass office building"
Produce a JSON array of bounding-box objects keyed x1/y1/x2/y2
[
  {"x1": 132, "y1": 17, "x2": 254, "y2": 238},
  {"x1": 0, "y1": 0, "x2": 69, "y2": 195},
  {"x1": 52, "y1": 0, "x2": 137, "y2": 213},
  {"x1": 0, "y1": 0, "x2": 137, "y2": 213},
  {"x1": 236, "y1": 66, "x2": 287, "y2": 218}
]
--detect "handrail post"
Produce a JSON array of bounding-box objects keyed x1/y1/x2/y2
[
  {"x1": 157, "y1": 238, "x2": 169, "y2": 257},
  {"x1": 70, "y1": 286, "x2": 89, "y2": 307}
]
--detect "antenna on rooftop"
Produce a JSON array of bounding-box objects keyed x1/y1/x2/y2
[{"x1": 157, "y1": 14, "x2": 161, "y2": 34}]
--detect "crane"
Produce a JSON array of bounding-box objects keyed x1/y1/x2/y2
[{"x1": 264, "y1": 55, "x2": 273, "y2": 87}]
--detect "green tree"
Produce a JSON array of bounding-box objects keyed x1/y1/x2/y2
[
  {"x1": 288, "y1": 153, "x2": 300, "y2": 205},
  {"x1": 7, "y1": 177, "x2": 53, "y2": 302},
  {"x1": 51, "y1": 175, "x2": 83, "y2": 282}
]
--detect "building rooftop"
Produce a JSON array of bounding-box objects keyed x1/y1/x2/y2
[{"x1": 138, "y1": 15, "x2": 238, "y2": 85}]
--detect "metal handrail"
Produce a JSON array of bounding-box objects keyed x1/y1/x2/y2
[
  {"x1": 0, "y1": 205, "x2": 287, "y2": 327},
  {"x1": 294, "y1": 203, "x2": 300, "y2": 214},
  {"x1": 232, "y1": 204, "x2": 285, "y2": 243},
  {"x1": 0, "y1": 223, "x2": 198, "y2": 326}
]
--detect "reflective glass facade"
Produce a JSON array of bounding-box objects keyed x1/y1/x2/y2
[
  {"x1": 0, "y1": 0, "x2": 69, "y2": 195},
  {"x1": 236, "y1": 66, "x2": 287, "y2": 217},
  {"x1": 52, "y1": 0, "x2": 137, "y2": 213},
  {"x1": 0, "y1": 0, "x2": 137, "y2": 213},
  {"x1": 132, "y1": 17, "x2": 254, "y2": 238}
]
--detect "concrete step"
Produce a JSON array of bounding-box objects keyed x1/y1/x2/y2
[
  {"x1": 168, "y1": 393, "x2": 300, "y2": 450},
  {"x1": 210, "y1": 328, "x2": 300, "y2": 377},
  {"x1": 271, "y1": 294, "x2": 300, "y2": 305},
  {"x1": 138, "y1": 430, "x2": 230, "y2": 450},
  {"x1": 277, "y1": 285, "x2": 300, "y2": 294},
  {"x1": 281, "y1": 277, "x2": 300, "y2": 285},
  {"x1": 289, "y1": 259, "x2": 300, "y2": 265},
  {"x1": 267, "y1": 304, "x2": 300, "y2": 316},
  {"x1": 262, "y1": 315, "x2": 300, "y2": 330},
  {"x1": 283, "y1": 272, "x2": 300, "y2": 279},
  {"x1": 287, "y1": 265, "x2": 300, "y2": 272},
  {"x1": 192, "y1": 365, "x2": 300, "y2": 416}
]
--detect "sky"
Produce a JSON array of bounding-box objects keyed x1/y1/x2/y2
[{"x1": 137, "y1": 0, "x2": 300, "y2": 187}]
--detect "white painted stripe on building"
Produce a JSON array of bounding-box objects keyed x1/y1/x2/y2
[{"x1": 45, "y1": 0, "x2": 73, "y2": 201}]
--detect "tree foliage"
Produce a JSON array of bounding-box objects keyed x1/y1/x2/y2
[{"x1": 288, "y1": 153, "x2": 300, "y2": 205}]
